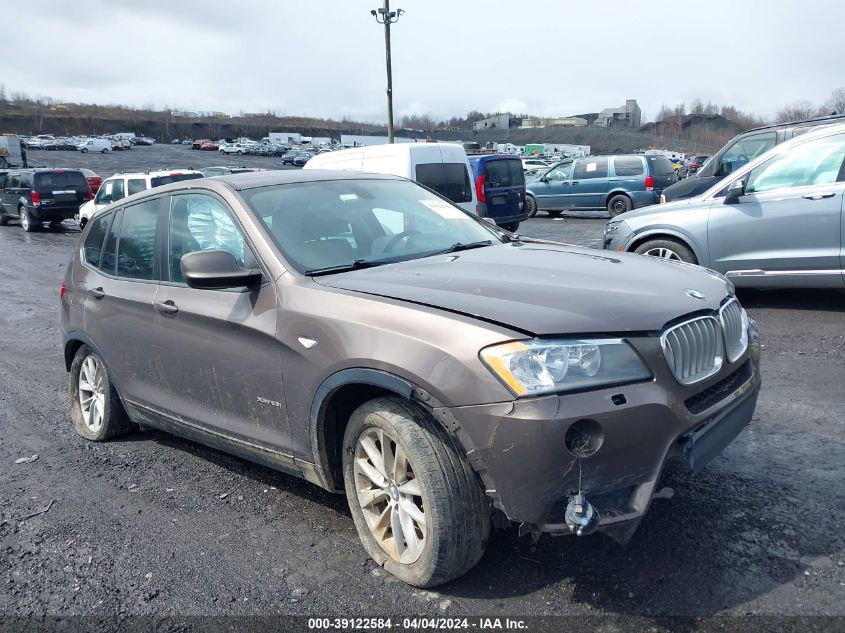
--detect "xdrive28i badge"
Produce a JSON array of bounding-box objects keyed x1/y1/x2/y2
[{"x1": 685, "y1": 289, "x2": 707, "y2": 301}]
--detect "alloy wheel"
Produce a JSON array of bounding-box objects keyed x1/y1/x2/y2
[
  {"x1": 354, "y1": 427, "x2": 426, "y2": 564},
  {"x1": 78, "y1": 355, "x2": 106, "y2": 433},
  {"x1": 19, "y1": 208, "x2": 30, "y2": 231},
  {"x1": 644, "y1": 246, "x2": 682, "y2": 261}
]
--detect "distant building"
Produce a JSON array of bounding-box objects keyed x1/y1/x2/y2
[
  {"x1": 594, "y1": 99, "x2": 641, "y2": 128},
  {"x1": 520, "y1": 117, "x2": 588, "y2": 129},
  {"x1": 472, "y1": 114, "x2": 518, "y2": 132}
]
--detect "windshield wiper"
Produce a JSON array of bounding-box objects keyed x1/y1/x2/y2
[
  {"x1": 430, "y1": 240, "x2": 494, "y2": 256},
  {"x1": 305, "y1": 259, "x2": 388, "y2": 276}
]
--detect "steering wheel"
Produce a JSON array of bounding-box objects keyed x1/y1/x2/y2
[{"x1": 383, "y1": 230, "x2": 420, "y2": 252}]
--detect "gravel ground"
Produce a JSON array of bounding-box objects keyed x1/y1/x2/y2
[{"x1": 1, "y1": 148, "x2": 844, "y2": 630}]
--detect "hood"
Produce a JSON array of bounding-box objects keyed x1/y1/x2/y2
[{"x1": 315, "y1": 243, "x2": 730, "y2": 335}]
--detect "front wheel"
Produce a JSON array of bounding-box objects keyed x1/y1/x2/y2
[
  {"x1": 607, "y1": 194, "x2": 632, "y2": 217},
  {"x1": 69, "y1": 345, "x2": 135, "y2": 441},
  {"x1": 525, "y1": 195, "x2": 538, "y2": 218},
  {"x1": 343, "y1": 397, "x2": 489, "y2": 587},
  {"x1": 101, "y1": 148, "x2": 109, "y2": 154},
  {"x1": 633, "y1": 238, "x2": 697, "y2": 264},
  {"x1": 81, "y1": 148, "x2": 88, "y2": 153}
]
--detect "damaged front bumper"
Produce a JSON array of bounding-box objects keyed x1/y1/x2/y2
[{"x1": 438, "y1": 325, "x2": 761, "y2": 539}]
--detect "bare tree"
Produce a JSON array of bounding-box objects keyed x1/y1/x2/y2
[
  {"x1": 822, "y1": 87, "x2": 845, "y2": 115},
  {"x1": 775, "y1": 100, "x2": 816, "y2": 123}
]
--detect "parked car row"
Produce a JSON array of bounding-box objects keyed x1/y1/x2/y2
[{"x1": 24, "y1": 134, "x2": 155, "y2": 152}]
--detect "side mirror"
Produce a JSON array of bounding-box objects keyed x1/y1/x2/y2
[
  {"x1": 724, "y1": 178, "x2": 746, "y2": 203},
  {"x1": 181, "y1": 250, "x2": 262, "y2": 290}
]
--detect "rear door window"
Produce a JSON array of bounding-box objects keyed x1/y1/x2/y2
[
  {"x1": 83, "y1": 214, "x2": 111, "y2": 268},
  {"x1": 127, "y1": 179, "x2": 147, "y2": 196},
  {"x1": 573, "y1": 158, "x2": 608, "y2": 179},
  {"x1": 116, "y1": 199, "x2": 160, "y2": 280},
  {"x1": 613, "y1": 157, "x2": 644, "y2": 176},
  {"x1": 415, "y1": 163, "x2": 472, "y2": 203},
  {"x1": 484, "y1": 159, "x2": 525, "y2": 188}
]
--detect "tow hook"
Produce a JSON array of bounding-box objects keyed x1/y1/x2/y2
[{"x1": 564, "y1": 494, "x2": 599, "y2": 536}]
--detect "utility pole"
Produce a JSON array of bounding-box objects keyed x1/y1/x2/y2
[{"x1": 371, "y1": 2, "x2": 404, "y2": 143}]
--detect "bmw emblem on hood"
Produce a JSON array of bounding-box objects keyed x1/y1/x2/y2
[{"x1": 685, "y1": 289, "x2": 707, "y2": 301}]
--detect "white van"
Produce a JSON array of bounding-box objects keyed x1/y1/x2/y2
[
  {"x1": 77, "y1": 138, "x2": 113, "y2": 154},
  {"x1": 303, "y1": 143, "x2": 477, "y2": 214}
]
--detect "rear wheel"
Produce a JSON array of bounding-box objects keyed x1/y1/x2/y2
[
  {"x1": 607, "y1": 194, "x2": 633, "y2": 217},
  {"x1": 525, "y1": 195, "x2": 538, "y2": 218},
  {"x1": 19, "y1": 206, "x2": 37, "y2": 232},
  {"x1": 343, "y1": 397, "x2": 490, "y2": 587},
  {"x1": 69, "y1": 345, "x2": 135, "y2": 441},
  {"x1": 81, "y1": 148, "x2": 88, "y2": 153},
  {"x1": 501, "y1": 222, "x2": 519, "y2": 232},
  {"x1": 634, "y1": 238, "x2": 696, "y2": 264},
  {"x1": 0, "y1": 213, "x2": 8, "y2": 226},
  {"x1": 101, "y1": 148, "x2": 109, "y2": 154}
]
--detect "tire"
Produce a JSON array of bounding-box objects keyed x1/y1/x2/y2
[
  {"x1": 633, "y1": 238, "x2": 697, "y2": 264},
  {"x1": 81, "y1": 148, "x2": 88, "y2": 153},
  {"x1": 19, "y1": 206, "x2": 37, "y2": 232},
  {"x1": 525, "y1": 195, "x2": 538, "y2": 218},
  {"x1": 342, "y1": 397, "x2": 490, "y2": 587},
  {"x1": 237, "y1": 150, "x2": 243, "y2": 155},
  {"x1": 607, "y1": 194, "x2": 633, "y2": 217},
  {"x1": 0, "y1": 213, "x2": 8, "y2": 226},
  {"x1": 501, "y1": 222, "x2": 519, "y2": 232},
  {"x1": 69, "y1": 345, "x2": 135, "y2": 441},
  {"x1": 101, "y1": 148, "x2": 109, "y2": 154},
  {"x1": 79, "y1": 216, "x2": 88, "y2": 229},
  {"x1": 546, "y1": 209, "x2": 562, "y2": 218}
]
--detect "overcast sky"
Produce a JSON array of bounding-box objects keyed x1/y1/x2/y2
[{"x1": 2, "y1": 0, "x2": 842, "y2": 123}]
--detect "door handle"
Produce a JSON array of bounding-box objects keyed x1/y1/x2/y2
[
  {"x1": 89, "y1": 287, "x2": 105, "y2": 300},
  {"x1": 802, "y1": 193, "x2": 835, "y2": 200},
  {"x1": 571, "y1": 181, "x2": 579, "y2": 186},
  {"x1": 153, "y1": 300, "x2": 179, "y2": 315}
]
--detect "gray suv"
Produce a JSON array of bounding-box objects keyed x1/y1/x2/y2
[
  {"x1": 604, "y1": 122, "x2": 845, "y2": 289},
  {"x1": 61, "y1": 170, "x2": 761, "y2": 586}
]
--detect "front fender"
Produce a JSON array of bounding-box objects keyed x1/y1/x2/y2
[{"x1": 625, "y1": 227, "x2": 706, "y2": 265}]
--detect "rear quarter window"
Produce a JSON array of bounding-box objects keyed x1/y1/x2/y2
[
  {"x1": 415, "y1": 163, "x2": 472, "y2": 203},
  {"x1": 83, "y1": 215, "x2": 111, "y2": 268},
  {"x1": 613, "y1": 157, "x2": 644, "y2": 176},
  {"x1": 35, "y1": 171, "x2": 88, "y2": 190}
]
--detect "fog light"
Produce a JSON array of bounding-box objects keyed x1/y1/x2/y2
[{"x1": 564, "y1": 419, "x2": 604, "y2": 458}]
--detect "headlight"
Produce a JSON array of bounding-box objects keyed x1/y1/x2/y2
[{"x1": 480, "y1": 338, "x2": 652, "y2": 397}]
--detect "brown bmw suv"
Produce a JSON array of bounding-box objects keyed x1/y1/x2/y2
[{"x1": 60, "y1": 170, "x2": 761, "y2": 587}]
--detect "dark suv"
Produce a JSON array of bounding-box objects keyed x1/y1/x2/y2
[
  {"x1": 662, "y1": 113, "x2": 845, "y2": 202},
  {"x1": 0, "y1": 168, "x2": 92, "y2": 231},
  {"x1": 60, "y1": 170, "x2": 760, "y2": 587}
]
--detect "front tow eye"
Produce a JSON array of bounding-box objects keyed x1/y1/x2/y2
[{"x1": 564, "y1": 494, "x2": 599, "y2": 536}]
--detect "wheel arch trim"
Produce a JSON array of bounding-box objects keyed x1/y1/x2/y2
[
  {"x1": 625, "y1": 228, "x2": 704, "y2": 263},
  {"x1": 307, "y1": 368, "x2": 494, "y2": 495}
]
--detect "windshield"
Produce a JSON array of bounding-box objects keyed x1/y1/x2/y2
[{"x1": 241, "y1": 178, "x2": 502, "y2": 274}]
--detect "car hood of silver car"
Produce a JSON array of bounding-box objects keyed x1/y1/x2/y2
[{"x1": 314, "y1": 242, "x2": 730, "y2": 335}]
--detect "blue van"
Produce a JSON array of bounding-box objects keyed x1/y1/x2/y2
[
  {"x1": 525, "y1": 154, "x2": 676, "y2": 218},
  {"x1": 467, "y1": 154, "x2": 527, "y2": 232}
]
